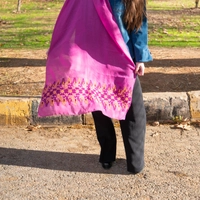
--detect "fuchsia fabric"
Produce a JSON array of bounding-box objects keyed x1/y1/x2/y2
[{"x1": 38, "y1": 0, "x2": 136, "y2": 120}]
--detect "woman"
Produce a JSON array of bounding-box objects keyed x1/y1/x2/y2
[
  {"x1": 38, "y1": 0, "x2": 152, "y2": 174},
  {"x1": 92, "y1": 0, "x2": 152, "y2": 174},
  {"x1": 38, "y1": 0, "x2": 137, "y2": 120}
]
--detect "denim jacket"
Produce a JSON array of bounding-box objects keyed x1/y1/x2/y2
[{"x1": 109, "y1": 0, "x2": 153, "y2": 62}]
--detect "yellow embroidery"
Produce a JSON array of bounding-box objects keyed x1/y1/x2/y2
[{"x1": 40, "y1": 77, "x2": 132, "y2": 111}]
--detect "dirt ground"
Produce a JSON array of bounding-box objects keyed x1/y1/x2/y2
[
  {"x1": 1, "y1": 5, "x2": 200, "y2": 199},
  {"x1": 0, "y1": 47, "x2": 199, "y2": 96},
  {"x1": 0, "y1": 47, "x2": 200, "y2": 199},
  {"x1": 0, "y1": 124, "x2": 199, "y2": 199}
]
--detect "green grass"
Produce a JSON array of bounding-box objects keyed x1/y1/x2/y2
[
  {"x1": 147, "y1": 0, "x2": 200, "y2": 47},
  {"x1": 0, "y1": 0, "x2": 63, "y2": 49},
  {"x1": 0, "y1": 0, "x2": 200, "y2": 49},
  {"x1": 147, "y1": 0, "x2": 195, "y2": 10},
  {"x1": 149, "y1": 23, "x2": 200, "y2": 47}
]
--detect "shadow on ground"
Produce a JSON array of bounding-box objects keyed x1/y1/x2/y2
[
  {"x1": 0, "y1": 147, "x2": 128, "y2": 175},
  {"x1": 1, "y1": 57, "x2": 200, "y2": 68}
]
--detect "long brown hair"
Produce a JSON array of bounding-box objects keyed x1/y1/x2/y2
[{"x1": 123, "y1": 0, "x2": 145, "y2": 32}]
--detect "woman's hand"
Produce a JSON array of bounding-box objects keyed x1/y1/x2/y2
[{"x1": 135, "y1": 62, "x2": 145, "y2": 76}]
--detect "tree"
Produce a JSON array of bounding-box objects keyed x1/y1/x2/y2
[
  {"x1": 17, "y1": 0, "x2": 21, "y2": 12},
  {"x1": 195, "y1": 0, "x2": 199, "y2": 8}
]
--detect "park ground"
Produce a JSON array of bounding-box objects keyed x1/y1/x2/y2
[
  {"x1": 0, "y1": 1, "x2": 200, "y2": 199},
  {"x1": 0, "y1": 47, "x2": 199, "y2": 96},
  {"x1": 1, "y1": 46, "x2": 200, "y2": 199},
  {"x1": 0, "y1": 123, "x2": 200, "y2": 199}
]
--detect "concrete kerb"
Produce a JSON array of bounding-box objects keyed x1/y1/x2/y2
[{"x1": 0, "y1": 91, "x2": 200, "y2": 126}]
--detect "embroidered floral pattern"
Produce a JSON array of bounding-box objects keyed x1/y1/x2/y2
[{"x1": 40, "y1": 77, "x2": 132, "y2": 111}]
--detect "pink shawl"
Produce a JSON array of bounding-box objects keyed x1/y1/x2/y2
[{"x1": 38, "y1": 0, "x2": 136, "y2": 120}]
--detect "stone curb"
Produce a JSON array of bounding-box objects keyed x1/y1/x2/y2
[{"x1": 0, "y1": 91, "x2": 200, "y2": 126}]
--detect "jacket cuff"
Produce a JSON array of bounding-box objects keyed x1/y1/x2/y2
[{"x1": 134, "y1": 45, "x2": 153, "y2": 62}]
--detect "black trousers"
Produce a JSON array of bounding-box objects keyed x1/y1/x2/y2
[{"x1": 92, "y1": 77, "x2": 146, "y2": 173}]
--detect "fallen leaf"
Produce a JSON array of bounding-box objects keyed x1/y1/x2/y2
[
  {"x1": 173, "y1": 123, "x2": 191, "y2": 130},
  {"x1": 152, "y1": 121, "x2": 160, "y2": 126},
  {"x1": 151, "y1": 132, "x2": 159, "y2": 137},
  {"x1": 25, "y1": 125, "x2": 41, "y2": 131}
]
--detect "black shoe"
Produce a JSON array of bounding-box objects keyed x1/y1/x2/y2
[{"x1": 102, "y1": 162, "x2": 112, "y2": 169}]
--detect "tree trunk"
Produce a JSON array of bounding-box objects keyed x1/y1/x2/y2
[
  {"x1": 195, "y1": 0, "x2": 199, "y2": 8},
  {"x1": 17, "y1": 0, "x2": 21, "y2": 12}
]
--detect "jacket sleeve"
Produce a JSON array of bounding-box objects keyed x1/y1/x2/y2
[{"x1": 130, "y1": 15, "x2": 153, "y2": 62}]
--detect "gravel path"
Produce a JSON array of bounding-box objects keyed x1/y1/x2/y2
[{"x1": 0, "y1": 125, "x2": 200, "y2": 200}]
